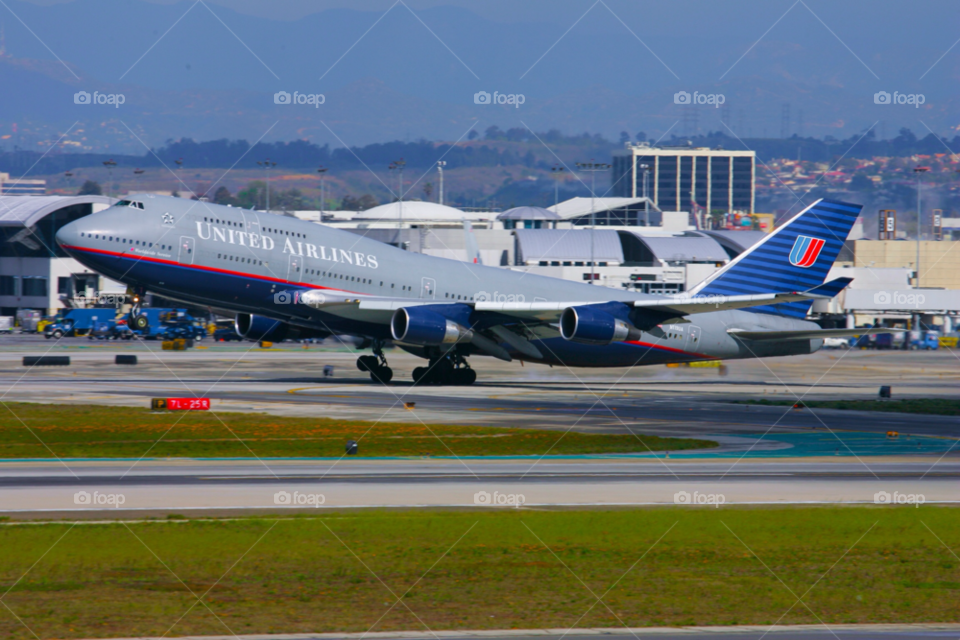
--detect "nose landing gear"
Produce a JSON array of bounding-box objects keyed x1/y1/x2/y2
[{"x1": 356, "y1": 339, "x2": 393, "y2": 383}]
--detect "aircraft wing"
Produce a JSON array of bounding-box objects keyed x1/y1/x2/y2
[
  {"x1": 727, "y1": 326, "x2": 902, "y2": 342},
  {"x1": 466, "y1": 277, "x2": 854, "y2": 322},
  {"x1": 299, "y1": 277, "x2": 854, "y2": 326}
]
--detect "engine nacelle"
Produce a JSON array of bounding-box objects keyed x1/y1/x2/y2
[
  {"x1": 235, "y1": 314, "x2": 290, "y2": 342},
  {"x1": 559, "y1": 305, "x2": 641, "y2": 345},
  {"x1": 391, "y1": 307, "x2": 471, "y2": 346}
]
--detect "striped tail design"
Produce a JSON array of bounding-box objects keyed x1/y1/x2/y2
[{"x1": 689, "y1": 199, "x2": 861, "y2": 318}]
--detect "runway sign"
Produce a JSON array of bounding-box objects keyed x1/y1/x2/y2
[{"x1": 151, "y1": 398, "x2": 210, "y2": 411}]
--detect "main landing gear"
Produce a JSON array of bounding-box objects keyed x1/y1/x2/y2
[
  {"x1": 356, "y1": 339, "x2": 393, "y2": 383},
  {"x1": 412, "y1": 352, "x2": 477, "y2": 386}
]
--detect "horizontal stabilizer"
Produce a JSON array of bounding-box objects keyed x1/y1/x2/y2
[
  {"x1": 728, "y1": 327, "x2": 903, "y2": 342},
  {"x1": 805, "y1": 277, "x2": 853, "y2": 298}
]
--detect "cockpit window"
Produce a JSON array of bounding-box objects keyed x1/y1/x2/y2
[{"x1": 115, "y1": 200, "x2": 144, "y2": 210}]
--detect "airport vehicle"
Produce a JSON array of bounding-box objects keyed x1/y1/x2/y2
[
  {"x1": 214, "y1": 327, "x2": 243, "y2": 341},
  {"x1": 56, "y1": 195, "x2": 897, "y2": 385},
  {"x1": 44, "y1": 308, "x2": 113, "y2": 338},
  {"x1": 908, "y1": 330, "x2": 939, "y2": 350},
  {"x1": 874, "y1": 332, "x2": 902, "y2": 350},
  {"x1": 822, "y1": 337, "x2": 849, "y2": 349}
]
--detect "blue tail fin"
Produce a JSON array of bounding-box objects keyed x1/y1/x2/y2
[{"x1": 690, "y1": 199, "x2": 861, "y2": 318}]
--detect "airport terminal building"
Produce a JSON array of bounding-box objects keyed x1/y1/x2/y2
[
  {"x1": 0, "y1": 195, "x2": 119, "y2": 316},
  {"x1": 612, "y1": 143, "x2": 756, "y2": 214}
]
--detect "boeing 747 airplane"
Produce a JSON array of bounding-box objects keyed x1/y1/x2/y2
[{"x1": 56, "y1": 196, "x2": 885, "y2": 385}]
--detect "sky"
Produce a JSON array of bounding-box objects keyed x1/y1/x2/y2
[{"x1": 1, "y1": 0, "x2": 958, "y2": 150}]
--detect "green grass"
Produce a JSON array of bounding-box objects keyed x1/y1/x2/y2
[
  {"x1": 0, "y1": 508, "x2": 957, "y2": 638},
  {"x1": 734, "y1": 398, "x2": 960, "y2": 416},
  {"x1": 0, "y1": 403, "x2": 715, "y2": 458}
]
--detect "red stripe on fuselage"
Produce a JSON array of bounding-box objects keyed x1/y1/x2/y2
[
  {"x1": 61, "y1": 244, "x2": 363, "y2": 296},
  {"x1": 622, "y1": 340, "x2": 712, "y2": 359}
]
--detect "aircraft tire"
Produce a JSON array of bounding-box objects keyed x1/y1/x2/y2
[
  {"x1": 133, "y1": 315, "x2": 150, "y2": 331},
  {"x1": 456, "y1": 368, "x2": 477, "y2": 386},
  {"x1": 432, "y1": 359, "x2": 454, "y2": 385},
  {"x1": 357, "y1": 355, "x2": 378, "y2": 372},
  {"x1": 370, "y1": 366, "x2": 393, "y2": 384},
  {"x1": 412, "y1": 366, "x2": 426, "y2": 383}
]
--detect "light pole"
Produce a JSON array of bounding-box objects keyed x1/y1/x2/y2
[
  {"x1": 551, "y1": 165, "x2": 566, "y2": 209},
  {"x1": 639, "y1": 163, "x2": 650, "y2": 226},
  {"x1": 317, "y1": 166, "x2": 327, "y2": 217},
  {"x1": 575, "y1": 160, "x2": 611, "y2": 284},
  {"x1": 389, "y1": 158, "x2": 406, "y2": 232},
  {"x1": 258, "y1": 159, "x2": 276, "y2": 211},
  {"x1": 102, "y1": 159, "x2": 116, "y2": 198},
  {"x1": 436, "y1": 161, "x2": 446, "y2": 205},
  {"x1": 174, "y1": 158, "x2": 183, "y2": 196},
  {"x1": 133, "y1": 168, "x2": 144, "y2": 194},
  {"x1": 914, "y1": 166, "x2": 928, "y2": 288}
]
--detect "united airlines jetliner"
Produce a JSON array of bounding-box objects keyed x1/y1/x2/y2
[{"x1": 56, "y1": 196, "x2": 886, "y2": 385}]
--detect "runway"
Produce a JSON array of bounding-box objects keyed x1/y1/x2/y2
[
  {"x1": 0, "y1": 340, "x2": 958, "y2": 441},
  {"x1": 1, "y1": 458, "x2": 955, "y2": 514},
  {"x1": 0, "y1": 340, "x2": 957, "y2": 514}
]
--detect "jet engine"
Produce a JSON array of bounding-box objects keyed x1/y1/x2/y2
[
  {"x1": 559, "y1": 305, "x2": 642, "y2": 345},
  {"x1": 235, "y1": 313, "x2": 331, "y2": 343},
  {"x1": 390, "y1": 307, "x2": 471, "y2": 345}
]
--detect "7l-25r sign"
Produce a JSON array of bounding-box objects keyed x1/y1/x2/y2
[{"x1": 151, "y1": 398, "x2": 211, "y2": 411}]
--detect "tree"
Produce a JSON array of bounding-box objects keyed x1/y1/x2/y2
[
  {"x1": 213, "y1": 186, "x2": 238, "y2": 206},
  {"x1": 467, "y1": 129, "x2": 479, "y2": 141},
  {"x1": 357, "y1": 195, "x2": 378, "y2": 211},
  {"x1": 484, "y1": 125, "x2": 504, "y2": 140},
  {"x1": 635, "y1": 131, "x2": 647, "y2": 143},
  {"x1": 77, "y1": 180, "x2": 102, "y2": 195},
  {"x1": 237, "y1": 181, "x2": 266, "y2": 209},
  {"x1": 423, "y1": 182, "x2": 433, "y2": 201},
  {"x1": 619, "y1": 131, "x2": 631, "y2": 145}
]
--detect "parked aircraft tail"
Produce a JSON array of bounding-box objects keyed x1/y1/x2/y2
[
  {"x1": 464, "y1": 220, "x2": 483, "y2": 265},
  {"x1": 689, "y1": 199, "x2": 862, "y2": 318}
]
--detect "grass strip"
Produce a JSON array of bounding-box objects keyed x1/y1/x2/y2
[
  {"x1": 734, "y1": 398, "x2": 960, "y2": 416},
  {"x1": 0, "y1": 507, "x2": 956, "y2": 638},
  {"x1": 0, "y1": 403, "x2": 715, "y2": 458}
]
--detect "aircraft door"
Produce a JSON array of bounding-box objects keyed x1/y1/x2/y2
[
  {"x1": 420, "y1": 277, "x2": 436, "y2": 299},
  {"x1": 287, "y1": 253, "x2": 302, "y2": 282},
  {"x1": 685, "y1": 325, "x2": 702, "y2": 352},
  {"x1": 177, "y1": 236, "x2": 195, "y2": 265},
  {"x1": 242, "y1": 212, "x2": 261, "y2": 244},
  {"x1": 286, "y1": 253, "x2": 302, "y2": 282}
]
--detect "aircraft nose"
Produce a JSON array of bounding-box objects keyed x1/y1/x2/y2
[{"x1": 56, "y1": 219, "x2": 84, "y2": 252}]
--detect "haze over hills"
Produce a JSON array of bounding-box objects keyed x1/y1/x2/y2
[{"x1": 0, "y1": 0, "x2": 958, "y2": 152}]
